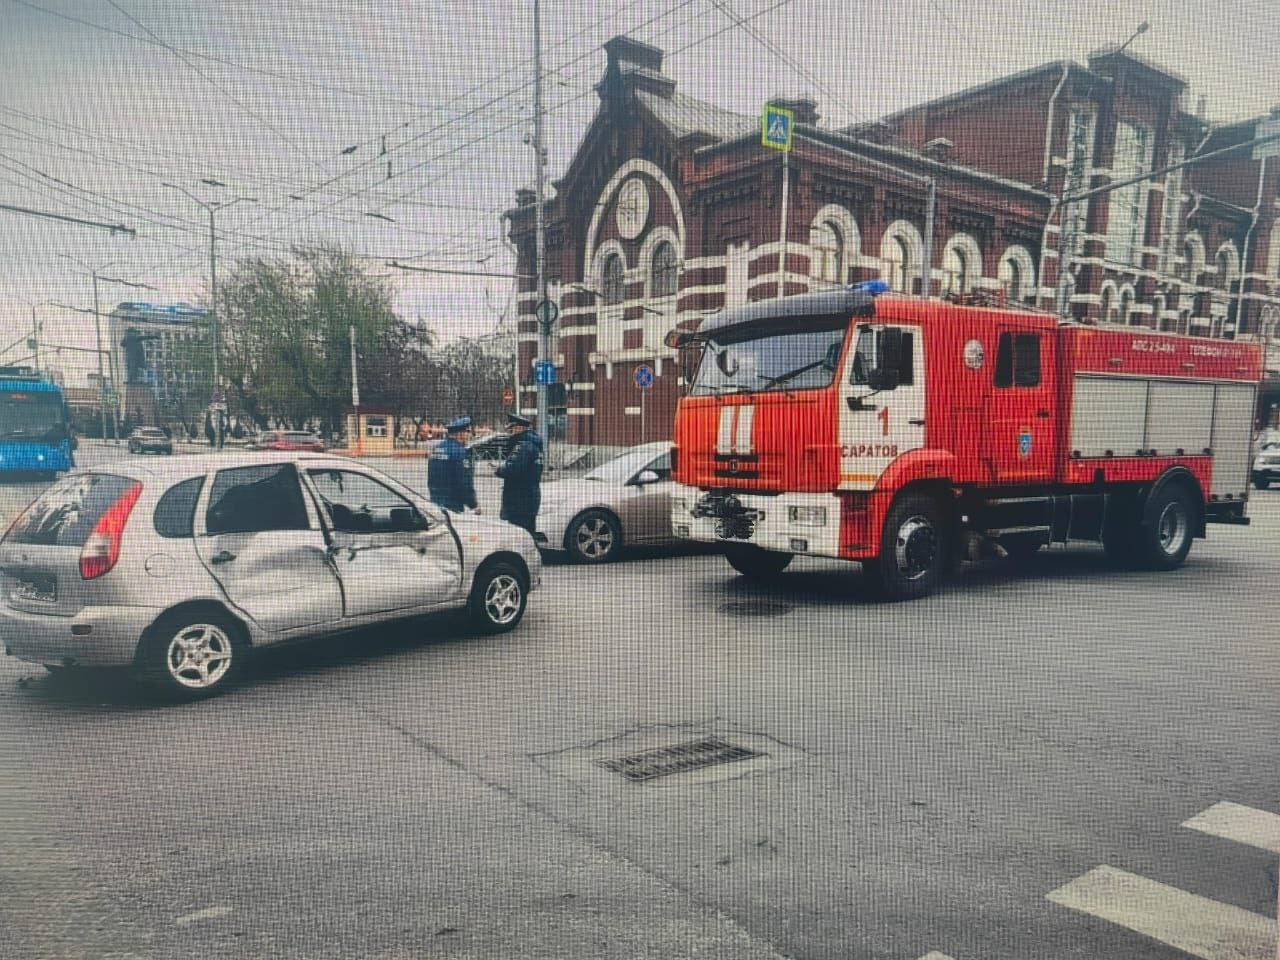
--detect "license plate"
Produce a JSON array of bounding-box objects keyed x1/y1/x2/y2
[{"x1": 15, "y1": 579, "x2": 56, "y2": 603}]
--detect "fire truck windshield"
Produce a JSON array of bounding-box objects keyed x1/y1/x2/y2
[{"x1": 689, "y1": 322, "x2": 847, "y2": 396}]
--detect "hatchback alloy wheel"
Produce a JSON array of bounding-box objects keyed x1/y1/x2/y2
[
  {"x1": 468, "y1": 561, "x2": 528, "y2": 634},
  {"x1": 484, "y1": 573, "x2": 523, "y2": 625},
  {"x1": 166, "y1": 622, "x2": 235, "y2": 689},
  {"x1": 137, "y1": 609, "x2": 245, "y2": 701}
]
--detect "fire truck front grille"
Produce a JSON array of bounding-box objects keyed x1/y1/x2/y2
[{"x1": 691, "y1": 493, "x2": 763, "y2": 540}]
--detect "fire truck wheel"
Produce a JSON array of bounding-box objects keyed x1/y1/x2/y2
[
  {"x1": 866, "y1": 491, "x2": 950, "y2": 601},
  {"x1": 723, "y1": 545, "x2": 793, "y2": 580},
  {"x1": 1133, "y1": 483, "x2": 1195, "y2": 571}
]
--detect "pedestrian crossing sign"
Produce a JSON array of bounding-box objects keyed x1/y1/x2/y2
[{"x1": 761, "y1": 104, "x2": 794, "y2": 152}]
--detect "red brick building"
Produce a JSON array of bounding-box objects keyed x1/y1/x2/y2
[{"x1": 504, "y1": 37, "x2": 1280, "y2": 444}]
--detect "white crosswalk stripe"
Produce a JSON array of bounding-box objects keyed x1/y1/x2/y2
[
  {"x1": 1044, "y1": 801, "x2": 1280, "y2": 960},
  {"x1": 1047, "y1": 864, "x2": 1274, "y2": 960},
  {"x1": 1183, "y1": 801, "x2": 1280, "y2": 856}
]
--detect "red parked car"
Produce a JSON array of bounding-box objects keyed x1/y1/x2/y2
[{"x1": 253, "y1": 430, "x2": 325, "y2": 453}]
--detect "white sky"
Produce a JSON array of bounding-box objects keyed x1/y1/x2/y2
[{"x1": 1, "y1": 0, "x2": 1276, "y2": 385}]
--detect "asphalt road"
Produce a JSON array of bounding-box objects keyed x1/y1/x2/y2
[{"x1": 0, "y1": 443, "x2": 1277, "y2": 959}]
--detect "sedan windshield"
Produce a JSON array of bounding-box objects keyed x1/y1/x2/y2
[
  {"x1": 585, "y1": 448, "x2": 665, "y2": 484},
  {"x1": 690, "y1": 321, "x2": 847, "y2": 396}
]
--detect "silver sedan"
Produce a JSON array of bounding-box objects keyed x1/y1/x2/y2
[{"x1": 535, "y1": 442, "x2": 675, "y2": 563}]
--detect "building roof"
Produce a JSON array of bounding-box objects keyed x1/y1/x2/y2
[
  {"x1": 636, "y1": 89, "x2": 754, "y2": 143},
  {"x1": 876, "y1": 60, "x2": 1088, "y2": 128}
]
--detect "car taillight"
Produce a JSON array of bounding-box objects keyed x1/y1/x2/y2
[{"x1": 79, "y1": 482, "x2": 143, "y2": 580}]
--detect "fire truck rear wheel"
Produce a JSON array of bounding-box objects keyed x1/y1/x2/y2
[
  {"x1": 723, "y1": 545, "x2": 793, "y2": 580},
  {"x1": 1132, "y1": 483, "x2": 1195, "y2": 571},
  {"x1": 866, "y1": 491, "x2": 950, "y2": 601}
]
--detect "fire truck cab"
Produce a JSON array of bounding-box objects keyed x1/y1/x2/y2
[{"x1": 667, "y1": 285, "x2": 1260, "y2": 601}]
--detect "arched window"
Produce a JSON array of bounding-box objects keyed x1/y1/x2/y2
[
  {"x1": 1100, "y1": 286, "x2": 1114, "y2": 322},
  {"x1": 942, "y1": 246, "x2": 970, "y2": 296},
  {"x1": 1182, "y1": 235, "x2": 1205, "y2": 282},
  {"x1": 1119, "y1": 288, "x2": 1134, "y2": 325},
  {"x1": 810, "y1": 220, "x2": 845, "y2": 284},
  {"x1": 998, "y1": 245, "x2": 1036, "y2": 304},
  {"x1": 602, "y1": 253, "x2": 625, "y2": 304},
  {"x1": 1216, "y1": 245, "x2": 1238, "y2": 291},
  {"x1": 650, "y1": 241, "x2": 678, "y2": 297},
  {"x1": 1002, "y1": 259, "x2": 1022, "y2": 303},
  {"x1": 885, "y1": 235, "x2": 912, "y2": 293}
]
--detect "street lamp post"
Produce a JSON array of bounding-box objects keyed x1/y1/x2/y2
[
  {"x1": 21, "y1": 299, "x2": 56, "y2": 373},
  {"x1": 163, "y1": 183, "x2": 256, "y2": 449}
]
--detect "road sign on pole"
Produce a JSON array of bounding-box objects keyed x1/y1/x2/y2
[
  {"x1": 535, "y1": 360, "x2": 557, "y2": 385},
  {"x1": 762, "y1": 104, "x2": 794, "y2": 152},
  {"x1": 634, "y1": 363, "x2": 654, "y2": 389},
  {"x1": 534, "y1": 299, "x2": 559, "y2": 331},
  {"x1": 502, "y1": 387, "x2": 515, "y2": 406}
]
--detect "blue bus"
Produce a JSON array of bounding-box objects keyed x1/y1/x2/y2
[{"x1": 0, "y1": 367, "x2": 75, "y2": 477}]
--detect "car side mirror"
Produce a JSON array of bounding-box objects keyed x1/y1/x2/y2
[
  {"x1": 389, "y1": 507, "x2": 423, "y2": 532},
  {"x1": 632, "y1": 469, "x2": 661, "y2": 486}
]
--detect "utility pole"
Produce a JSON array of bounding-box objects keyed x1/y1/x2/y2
[
  {"x1": 58, "y1": 255, "x2": 119, "y2": 443},
  {"x1": 349, "y1": 324, "x2": 361, "y2": 454},
  {"x1": 91, "y1": 271, "x2": 110, "y2": 443},
  {"x1": 532, "y1": 0, "x2": 550, "y2": 444},
  {"x1": 164, "y1": 184, "x2": 255, "y2": 450}
]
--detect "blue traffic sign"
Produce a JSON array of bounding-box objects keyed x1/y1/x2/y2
[
  {"x1": 534, "y1": 360, "x2": 557, "y2": 385},
  {"x1": 634, "y1": 364, "x2": 654, "y2": 389},
  {"x1": 761, "y1": 104, "x2": 794, "y2": 152}
]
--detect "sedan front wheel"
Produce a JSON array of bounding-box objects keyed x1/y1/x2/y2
[{"x1": 566, "y1": 509, "x2": 621, "y2": 563}]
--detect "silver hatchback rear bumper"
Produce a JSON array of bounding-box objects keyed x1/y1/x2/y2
[{"x1": 1, "y1": 603, "x2": 160, "y2": 667}]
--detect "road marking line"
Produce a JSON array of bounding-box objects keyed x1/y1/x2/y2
[
  {"x1": 1183, "y1": 801, "x2": 1280, "y2": 855},
  {"x1": 1046, "y1": 864, "x2": 1275, "y2": 960},
  {"x1": 175, "y1": 905, "x2": 232, "y2": 926},
  {"x1": 917, "y1": 953, "x2": 957, "y2": 960}
]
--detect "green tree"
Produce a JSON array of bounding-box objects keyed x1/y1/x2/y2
[{"x1": 217, "y1": 247, "x2": 401, "y2": 433}]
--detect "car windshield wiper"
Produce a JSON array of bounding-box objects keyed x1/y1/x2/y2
[{"x1": 759, "y1": 357, "x2": 831, "y2": 389}]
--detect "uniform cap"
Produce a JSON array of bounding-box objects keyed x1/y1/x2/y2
[
  {"x1": 506, "y1": 413, "x2": 532, "y2": 428},
  {"x1": 446, "y1": 416, "x2": 473, "y2": 433}
]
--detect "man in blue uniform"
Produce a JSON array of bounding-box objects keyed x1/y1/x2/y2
[
  {"x1": 494, "y1": 413, "x2": 543, "y2": 535},
  {"x1": 427, "y1": 417, "x2": 478, "y2": 514}
]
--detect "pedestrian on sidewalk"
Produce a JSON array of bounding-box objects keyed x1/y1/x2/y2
[
  {"x1": 427, "y1": 416, "x2": 479, "y2": 514},
  {"x1": 494, "y1": 413, "x2": 543, "y2": 535}
]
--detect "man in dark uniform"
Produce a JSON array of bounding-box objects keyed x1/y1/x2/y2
[
  {"x1": 494, "y1": 413, "x2": 543, "y2": 535},
  {"x1": 427, "y1": 417, "x2": 478, "y2": 514}
]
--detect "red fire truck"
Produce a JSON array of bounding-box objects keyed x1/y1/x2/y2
[{"x1": 666, "y1": 284, "x2": 1261, "y2": 601}]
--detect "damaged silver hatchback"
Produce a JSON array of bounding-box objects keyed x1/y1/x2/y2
[{"x1": 0, "y1": 453, "x2": 541, "y2": 700}]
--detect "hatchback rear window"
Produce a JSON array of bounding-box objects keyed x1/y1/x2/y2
[
  {"x1": 154, "y1": 476, "x2": 205, "y2": 539},
  {"x1": 5, "y1": 474, "x2": 138, "y2": 547}
]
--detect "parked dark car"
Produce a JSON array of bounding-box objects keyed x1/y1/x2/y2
[{"x1": 127, "y1": 427, "x2": 172, "y2": 455}]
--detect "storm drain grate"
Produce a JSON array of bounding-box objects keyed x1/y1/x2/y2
[{"x1": 596, "y1": 737, "x2": 767, "y2": 782}]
